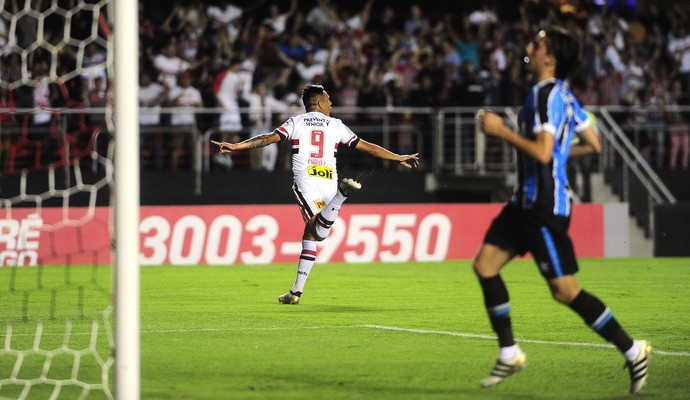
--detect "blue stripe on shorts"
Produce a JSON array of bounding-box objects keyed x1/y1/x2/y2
[{"x1": 540, "y1": 226, "x2": 563, "y2": 277}]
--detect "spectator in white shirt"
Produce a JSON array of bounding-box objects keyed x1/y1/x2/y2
[
  {"x1": 31, "y1": 62, "x2": 52, "y2": 127},
  {"x1": 86, "y1": 76, "x2": 107, "y2": 125},
  {"x1": 305, "y1": 0, "x2": 336, "y2": 36},
  {"x1": 247, "y1": 81, "x2": 287, "y2": 171},
  {"x1": 604, "y1": 31, "x2": 625, "y2": 75},
  {"x1": 215, "y1": 57, "x2": 245, "y2": 134},
  {"x1": 334, "y1": 0, "x2": 373, "y2": 34},
  {"x1": 207, "y1": 1, "x2": 242, "y2": 45},
  {"x1": 168, "y1": 72, "x2": 203, "y2": 169},
  {"x1": 206, "y1": 1, "x2": 242, "y2": 25},
  {"x1": 296, "y1": 51, "x2": 326, "y2": 83},
  {"x1": 263, "y1": 0, "x2": 297, "y2": 35},
  {"x1": 154, "y1": 40, "x2": 191, "y2": 89},
  {"x1": 213, "y1": 57, "x2": 246, "y2": 169},
  {"x1": 169, "y1": 72, "x2": 203, "y2": 126},
  {"x1": 668, "y1": 25, "x2": 690, "y2": 91},
  {"x1": 139, "y1": 70, "x2": 168, "y2": 169},
  {"x1": 80, "y1": 42, "x2": 107, "y2": 92},
  {"x1": 139, "y1": 70, "x2": 167, "y2": 126}
]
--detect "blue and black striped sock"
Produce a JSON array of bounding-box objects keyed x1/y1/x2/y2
[
  {"x1": 569, "y1": 289, "x2": 634, "y2": 353},
  {"x1": 479, "y1": 275, "x2": 515, "y2": 348}
]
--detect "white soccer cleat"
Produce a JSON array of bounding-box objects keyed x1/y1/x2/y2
[
  {"x1": 626, "y1": 340, "x2": 652, "y2": 394},
  {"x1": 338, "y1": 178, "x2": 362, "y2": 197},
  {"x1": 480, "y1": 348, "x2": 528, "y2": 388}
]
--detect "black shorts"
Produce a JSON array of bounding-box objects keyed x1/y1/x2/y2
[{"x1": 484, "y1": 204, "x2": 579, "y2": 279}]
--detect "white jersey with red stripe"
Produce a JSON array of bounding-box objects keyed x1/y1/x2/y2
[
  {"x1": 275, "y1": 111, "x2": 360, "y2": 222},
  {"x1": 275, "y1": 111, "x2": 359, "y2": 182}
]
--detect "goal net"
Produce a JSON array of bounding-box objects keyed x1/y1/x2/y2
[{"x1": 0, "y1": 0, "x2": 121, "y2": 398}]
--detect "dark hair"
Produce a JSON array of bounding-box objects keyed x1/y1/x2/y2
[
  {"x1": 544, "y1": 26, "x2": 581, "y2": 80},
  {"x1": 229, "y1": 56, "x2": 243, "y2": 67},
  {"x1": 302, "y1": 84, "x2": 325, "y2": 110}
]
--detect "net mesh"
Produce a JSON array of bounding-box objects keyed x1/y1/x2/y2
[{"x1": 0, "y1": 0, "x2": 114, "y2": 398}]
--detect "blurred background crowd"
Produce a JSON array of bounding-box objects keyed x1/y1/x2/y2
[{"x1": 1, "y1": 0, "x2": 689, "y2": 172}]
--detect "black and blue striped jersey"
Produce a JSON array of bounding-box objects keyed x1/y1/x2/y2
[{"x1": 512, "y1": 78, "x2": 590, "y2": 217}]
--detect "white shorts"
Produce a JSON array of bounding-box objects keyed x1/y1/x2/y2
[{"x1": 292, "y1": 176, "x2": 337, "y2": 223}]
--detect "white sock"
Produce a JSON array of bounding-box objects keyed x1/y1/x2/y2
[
  {"x1": 290, "y1": 240, "x2": 317, "y2": 294},
  {"x1": 314, "y1": 192, "x2": 347, "y2": 238},
  {"x1": 499, "y1": 344, "x2": 519, "y2": 361},
  {"x1": 624, "y1": 340, "x2": 641, "y2": 362},
  {"x1": 320, "y1": 190, "x2": 347, "y2": 221}
]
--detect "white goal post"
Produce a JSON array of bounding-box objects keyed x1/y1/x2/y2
[
  {"x1": 113, "y1": 0, "x2": 140, "y2": 399},
  {"x1": 0, "y1": 0, "x2": 140, "y2": 397}
]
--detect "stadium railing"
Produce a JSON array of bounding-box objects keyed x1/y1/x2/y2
[
  {"x1": 1, "y1": 106, "x2": 514, "y2": 176},
  {"x1": 590, "y1": 107, "x2": 677, "y2": 237},
  {"x1": 4, "y1": 105, "x2": 686, "y2": 232}
]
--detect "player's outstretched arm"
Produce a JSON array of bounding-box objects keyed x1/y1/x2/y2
[
  {"x1": 354, "y1": 139, "x2": 420, "y2": 169},
  {"x1": 212, "y1": 132, "x2": 281, "y2": 153}
]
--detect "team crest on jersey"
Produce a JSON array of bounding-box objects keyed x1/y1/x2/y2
[
  {"x1": 566, "y1": 105, "x2": 574, "y2": 117},
  {"x1": 308, "y1": 165, "x2": 334, "y2": 180},
  {"x1": 315, "y1": 200, "x2": 326, "y2": 210}
]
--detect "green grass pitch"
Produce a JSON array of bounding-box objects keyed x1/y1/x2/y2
[{"x1": 1, "y1": 258, "x2": 689, "y2": 399}]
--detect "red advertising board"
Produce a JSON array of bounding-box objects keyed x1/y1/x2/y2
[
  {"x1": 0, "y1": 204, "x2": 604, "y2": 267},
  {"x1": 0, "y1": 207, "x2": 112, "y2": 267},
  {"x1": 139, "y1": 204, "x2": 603, "y2": 265}
]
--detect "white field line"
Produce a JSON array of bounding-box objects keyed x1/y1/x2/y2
[
  {"x1": 362, "y1": 324, "x2": 690, "y2": 358},
  {"x1": 2, "y1": 324, "x2": 689, "y2": 358}
]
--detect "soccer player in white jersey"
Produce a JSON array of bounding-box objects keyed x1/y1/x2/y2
[{"x1": 213, "y1": 84, "x2": 419, "y2": 304}]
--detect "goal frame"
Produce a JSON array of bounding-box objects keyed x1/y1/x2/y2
[{"x1": 114, "y1": 0, "x2": 140, "y2": 398}]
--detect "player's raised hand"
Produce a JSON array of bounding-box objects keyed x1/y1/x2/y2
[
  {"x1": 399, "y1": 153, "x2": 420, "y2": 169},
  {"x1": 211, "y1": 140, "x2": 234, "y2": 153}
]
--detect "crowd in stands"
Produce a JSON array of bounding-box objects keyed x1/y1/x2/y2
[{"x1": 1, "y1": 0, "x2": 690, "y2": 173}]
